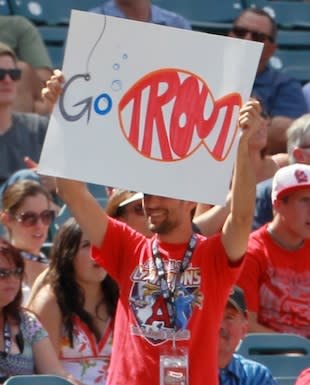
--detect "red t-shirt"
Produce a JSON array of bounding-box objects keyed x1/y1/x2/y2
[
  {"x1": 238, "y1": 224, "x2": 310, "y2": 336},
  {"x1": 295, "y1": 368, "x2": 310, "y2": 385},
  {"x1": 92, "y1": 218, "x2": 242, "y2": 385}
]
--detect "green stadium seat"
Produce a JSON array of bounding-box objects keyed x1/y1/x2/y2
[
  {"x1": 269, "y1": 49, "x2": 310, "y2": 84},
  {"x1": 0, "y1": 0, "x2": 12, "y2": 15},
  {"x1": 4, "y1": 375, "x2": 73, "y2": 385},
  {"x1": 152, "y1": 0, "x2": 246, "y2": 34},
  {"x1": 7, "y1": 0, "x2": 103, "y2": 25},
  {"x1": 38, "y1": 26, "x2": 68, "y2": 68},
  {"x1": 237, "y1": 333, "x2": 310, "y2": 383},
  {"x1": 245, "y1": 0, "x2": 310, "y2": 29}
]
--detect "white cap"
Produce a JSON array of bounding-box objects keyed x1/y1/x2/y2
[
  {"x1": 118, "y1": 192, "x2": 143, "y2": 207},
  {"x1": 272, "y1": 163, "x2": 310, "y2": 203}
]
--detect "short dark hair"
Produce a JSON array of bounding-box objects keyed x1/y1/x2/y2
[{"x1": 234, "y1": 8, "x2": 278, "y2": 42}]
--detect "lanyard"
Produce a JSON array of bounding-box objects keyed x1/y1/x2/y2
[
  {"x1": 1, "y1": 318, "x2": 11, "y2": 357},
  {"x1": 152, "y1": 233, "x2": 197, "y2": 329},
  {"x1": 20, "y1": 251, "x2": 49, "y2": 264}
]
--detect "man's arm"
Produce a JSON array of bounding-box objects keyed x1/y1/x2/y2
[
  {"x1": 57, "y1": 178, "x2": 108, "y2": 249},
  {"x1": 221, "y1": 100, "x2": 262, "y2": 262}
]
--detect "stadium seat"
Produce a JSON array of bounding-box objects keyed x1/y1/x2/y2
[
  {"x1": 277, "y1": 30, "x2": 310, "y2": 49},
  {"x1": 38, "y1": 26, "x2": 68, "y2": 68},
  {"x1": 4, "y1": 375, "x2": 73, "y2": 385},
  {"x1": 0, "y1": 0, "x2": 12, "y2": 15},
  {"x1": 269, "y1": 49, "x2": 310, "y2": 84},
  {"x1": 7, "y1": 0, "x2": 103, "y2": 25},
  {"x1": 245, "y1": 0, "x2": 310, "y2": 29},
  {"x1": 237, "y1": 333, "x2": 310, "y2": 384},
  {"x1": 152, "y1": 0, "x2": 246, "y2": 34}
]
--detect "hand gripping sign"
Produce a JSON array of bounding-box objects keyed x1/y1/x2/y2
[{"x1": 38, "y1": 11, "x2": 262, "y2": 205}]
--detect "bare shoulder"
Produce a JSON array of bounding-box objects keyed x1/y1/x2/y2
[{"x1": 28, "y1": 284, "x2": 59, "y2": 315}]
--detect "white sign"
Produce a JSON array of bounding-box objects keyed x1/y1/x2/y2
[{"x1": 38, "y1": 10, "x2": 262, "y2": 205}]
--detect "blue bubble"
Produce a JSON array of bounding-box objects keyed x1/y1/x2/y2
[
  {"x1": 111, "y1": 80, "x2": 122, "y2": 91},
  {"x1": 113, "y1": 63, "x2": 120, "y2": 71},
  {"x1": 122, "y1": 53, "x2": 128, "y2": 60}
]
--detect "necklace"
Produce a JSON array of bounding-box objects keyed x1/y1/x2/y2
[{"x1": 267, "y1": 226, "x2": 304, "y2": 251}]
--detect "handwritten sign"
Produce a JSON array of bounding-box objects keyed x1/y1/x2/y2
[{"x1": 38, "y1": 10, "x2": 262, "y2": 204}]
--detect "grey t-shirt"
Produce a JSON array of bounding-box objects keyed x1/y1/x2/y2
[{"x1": 0, "y1": 112, "x2": 49, "y2": 183}]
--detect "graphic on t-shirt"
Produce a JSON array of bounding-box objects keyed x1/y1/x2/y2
[
  {"x1": 258, "y1": 265, "x2": 310, "y2": 336},
  {"x1": 129, "y1": 259, "x2": 203, "y2": 345}
]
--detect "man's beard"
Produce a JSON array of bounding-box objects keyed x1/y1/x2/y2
[{"x1": 148, "y1": 218, "x2": 177, "y2": 234}]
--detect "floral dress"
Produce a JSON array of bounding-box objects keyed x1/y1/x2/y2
[
  {"x1": 0, "y1": 310, "x2": 48, "y2": 377},
  {"x1": 59, "y1": 314, "x2": 113, "y2": 385}
]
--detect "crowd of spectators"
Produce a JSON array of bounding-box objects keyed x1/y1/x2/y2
[{"x1": 1, "y1": 1, "x2": 310, "y2": 385}]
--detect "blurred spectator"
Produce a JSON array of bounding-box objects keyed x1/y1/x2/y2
[
  {"x1": 303, "y1": 81, "x2": 310, "y2": 112},
  {"x1": 90, "y1": 0, "x2": 191, "y2": 29},
  {"x1": 0, "y1": 239, "x2": 83, "y2": 385},
  {"x1": 229, "y1": 8, "x2": 307, "y2": 154},
  {"x1": 0, "y1": 42, "x2": 49, "y2": 189},
  {"x1": 0, "y1": 180, "x2": 54, "y2": 290},
  {"x1": 238, "y1": 163, "x2": 310, "y2": 337},
  {"x1": 219, "y1": 285, "x2": 277, "y2": 385},
  {"x1": 0, "y1": 15, "x2": 53, "y2": 115},
  {"x1": 106, "y1": 189, "x2": 152, "y2": 237},
  {"x1": 27, "y1": 218, "x2": 118, "y2": 385},
  {"x1": 295, "y1": 368, "x2": 310, "y2": 385},
  {"x1": 254, "y1": 113, "x2": 310, "y2": 230}
]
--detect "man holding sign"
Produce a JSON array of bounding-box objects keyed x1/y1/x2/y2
[{"x1": 42, "y1": 70, "x2": 261, "y2": 385}]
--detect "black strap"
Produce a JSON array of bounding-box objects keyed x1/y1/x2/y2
[
  {"x1": 1, "y1": 318, "x2": 11, "y2": 357},
  {"x1": 152, "y1": 233, "x2": 197, "y2": 329},
  {"x1": 20, "y1": 251, "x2": 49, "y2": 264}
]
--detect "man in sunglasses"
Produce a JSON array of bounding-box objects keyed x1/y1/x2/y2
[
  {"x1": 229, "y1": 8, "x2": 307, "y2": 155},
  {"x1": 0, "y1": 43, "x2": 50, "y2": 195}
]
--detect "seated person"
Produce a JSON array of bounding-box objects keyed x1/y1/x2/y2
[
  {"x1": 254, "y1": 113, "x2": 310, "y2": 230},
  {"x1": 0, "y1": 238, "x2": 82, "y2": 385},
  {"x1": 238, "y1": 163, "x2": 310, "y2": 337},
  {"x1": 229, "y1": 8, "x2": 307, "y2": 154},
  {"x1": 0, "y1": 15, "x2": 53, "y2": 114},
  {"x1": 27, "y1": 218, "x2": 118, "y2": 385},
  {"x1": 0, "y1": 42, "x2": 49, "y2": 190},
  {"x1": 219, "y1": 285, "x2": 277, "y2": 385},
  {"x1": 90, "y1": 0, "x2": 191, "y2": 29},
  {"x1": 0, "y1": 180, "x2": 54, "y2": 292}
]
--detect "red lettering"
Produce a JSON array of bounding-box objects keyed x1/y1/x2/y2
[
  {"x1": 170, "y1": 76, "x2": 200, "y2": 158},
  {"x1": 119, "y1": 68, "x2": 242, "y2": 162}
]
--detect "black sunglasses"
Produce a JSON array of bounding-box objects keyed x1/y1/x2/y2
[
  {"x1": 12, "y1": 209, "x2": 55, "y2": 227},
  {"x1": 231, "y1": 26, "x2": 274, "y2": 43},
  {"x1": 0, "y1": 68, "x2": 22, "y2": 81},
  {"x1": 0, "y1": 267, "x2": 23, "y2": 280}
]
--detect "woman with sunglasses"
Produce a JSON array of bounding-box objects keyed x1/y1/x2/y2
[
  {"x1": 0, "y1": 180, "x2": 54, "y2": 290},
  {"x1": 27, "y1": 218, "x2": 118, "y2": 385},
  {"x1": 0, "y1": 239, "x2": 83, "y2": 385}
]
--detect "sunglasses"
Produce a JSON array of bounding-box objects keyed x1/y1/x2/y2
[
  {"x1": 115, "y1": 202, "x2": 145, "y2": 218},
  {"x1": 127, "y1": 203, "x2": 145, "y2": 216},
  {"x1": 231, "y1": 26, "x2": 274, "y2": 43},
  {"x1": 0, "y1": 68, "x2": 22, "y2": 81},
  {"x1": 12, "y1": 209, "x2": 55, "y2": 227},
  {"x1": 0, "y1": 267, "x2": 23, "y2": 280}
]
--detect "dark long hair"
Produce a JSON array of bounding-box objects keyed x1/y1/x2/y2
[
  {"x1": 45, "y1": 218, "x2": 118, "y2": 346},
  {"x1": 0, "y1": 238, "x2": 24, "y2": 324}
]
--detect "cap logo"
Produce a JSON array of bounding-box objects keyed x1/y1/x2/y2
[{"x1": 295, "y1": 169, "x2": 308, "y2": 184}]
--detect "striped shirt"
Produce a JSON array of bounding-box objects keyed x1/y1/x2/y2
[{"x1": 219, "y1": 354, "x2": 278, "y2": 385}]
